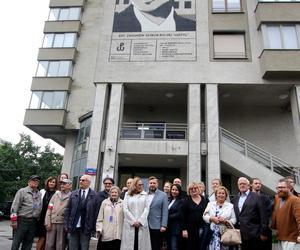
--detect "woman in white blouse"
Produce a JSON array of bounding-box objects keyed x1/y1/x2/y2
[{"x1": 203, "y1": 186, "x2": 236, "y2": 250}]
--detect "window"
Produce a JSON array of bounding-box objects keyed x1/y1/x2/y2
[
  {"x1": 262, "y1": 24, "x2": 300, "y2": 49},
  {"x1": 42, "y1": 33, "x2": 77, "y2": 48},
  {"x1": 48, "y1": 7, "x2": 81, "y2": 21},
  {"x1": 29, "y1": 91, "x2": 67, "y2": 109},
  {"x1": 213, "y1": 33, "x2": 246, "y2": 58},
  {"x1": 212, "y1": 0, "x2": 242, "y2": 12},
  {"x1": 36, "y1": 61, "x2": 73, "y2": 77}
]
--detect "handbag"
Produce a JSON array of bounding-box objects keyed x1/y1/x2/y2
[{"x1": 220, "y1": 221, "x2": 242, "y2": 246}]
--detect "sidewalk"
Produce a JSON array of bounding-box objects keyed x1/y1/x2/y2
[{"x1": 0, "y1": 219, "x2": 13, "y2": 250}]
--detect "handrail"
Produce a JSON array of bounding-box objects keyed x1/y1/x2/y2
[
  {"x1": 219, "y1": 127, "x2": 300, "y2": 184},
  {"x1": 120, "y1": 122, "x2": 188, "y2": 140}
]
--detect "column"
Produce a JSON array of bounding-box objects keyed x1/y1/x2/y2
[
  {"x1": 188, "y1": 84, "x2": 202, "y2": 184},
  {"x1": 206, "y1": 84, "x2": 221, "y2": 195},
  {"x1": 101, "y1": 83, "x2": 124, "y2": 185},
  {"x1": 290, "y1": 85, "x2": 300, "y2": 144},
  {"x1": 62, "y1": 132, "x2": 77, "y2": 175},
  {"x1": 86, "y1": 83, "x2": 108, "y2": 189}
]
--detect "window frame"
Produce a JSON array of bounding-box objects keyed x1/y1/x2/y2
[
  {"x1": 212, "y1": 0, "x2": 243, "y2": 13},
  {"x1": 35, "y1": 60, "x2": 73, "y2": 77},
  {"x1": 261, "y1": 24, "x2": 300, "y2": 49},
  {"x1": 48, "y1": 7, "x2": 82, "y2": 21},
  {"x1": 29, "y1": 91, "x2": 68, "y2": 110},
  {"x1": 213, "y1": 32, "x2": 247, "y2": 59}
]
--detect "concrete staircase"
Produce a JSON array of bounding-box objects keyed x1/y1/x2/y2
[{"x1": 219, "y1": 127, "x2": 300, "y2": 193}]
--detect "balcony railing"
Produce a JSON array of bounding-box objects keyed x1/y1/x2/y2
[
  {"x1": 219, "y1": 127, "x2": 300, "y2": 184},
  {"x1": 120, "y1": 123, "x2": 188, "y2": 140}
]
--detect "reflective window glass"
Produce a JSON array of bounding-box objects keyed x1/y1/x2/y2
[
  {"x1": 64, "y1": 33, "x2": 76, "y2": 47},
  {"x1": 58, "y1": 61, "x2": 71, "y2": 76},
  {"x1": 42, "y1": 34, "x2": 54, "y2": 48},
  {"x1": 228, "y1": 0, "x2": 241, "y2": 10},
  {"x1": 36, "y1": 61, "x2": 48, "y2": 76},
  {"x1": 29, "y1": 92, "x2": 43, "y2": 109},
  {"x1": 213, "y1": 0, "x2": 225, "y2": 11},
  {"x1": 47, "y1": 61, "x2": 60, "y2": 76},
  {"x1": 53, "y1": 34, "x2": 64, "y2": 47},
  {"x1": 69, "y1": 7, "x2": 81, "y2": 20},
  {"x1": 52, "y1": 92, "x2": 66, "y2": 109},
  {"x1": 48, "y1": 8, "x2": 59, "y2": 21},
  {"x1": 59, "y1": 9, "x2": 69, "y2": 20},
  {"x1": 41, "y1": 92, "x2": 53, "y2": 109},
  {"x1": 267, "y1": 26, "x2": 282, "y2": 49},
  {"x1": 282, "y1": 26, "x2": 298, "y2": 49}
]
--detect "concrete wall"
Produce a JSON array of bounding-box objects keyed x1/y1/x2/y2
[
  {"x1": 220, "y1": 105, "x2": 300, "y2": 167},
  {"x1": 65, "y1": 0, "x2": 104, "y2": 130}
]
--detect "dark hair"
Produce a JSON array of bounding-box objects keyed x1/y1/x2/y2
[
  {"x1": 170, "y1": 184, "x2": 182, "y2": 199},
  {"x1": 103, "y1": 177, "x2": 115, "y2": 185},
  {"x1": 45, "y1": 176, "x2": 58, "y2": 191}
]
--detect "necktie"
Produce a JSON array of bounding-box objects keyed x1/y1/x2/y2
[{"x1": 81, "y1": 190, "x2": 86, "y2": 203}]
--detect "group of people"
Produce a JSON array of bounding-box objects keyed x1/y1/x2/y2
[{"x1": 9, "y1": 173, "x2": 300, "y2": 250}]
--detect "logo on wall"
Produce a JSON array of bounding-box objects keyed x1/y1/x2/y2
[{"x1": 109, "y1": 0, "x2": 197, "y2": 62}]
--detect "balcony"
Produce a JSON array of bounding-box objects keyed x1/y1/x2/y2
[
  {"x1": 44, "y1": 21, "x2": 81, "y2": 33},
  {"x1": 120, "y1": 123, "x2": 188, "y2": 140},
  {"x1": 255, "y1": 2, "x2": 300, "y2": 28},
  {"x1": 38, "y1": 48, "x2": 77, "y2": 61},
  {"x1": 24, "y1": 109, "x2": 67, "y2": 146},
  {"x1": 259, "y1": 49, "x2": 300, "y2": 79},
  {"x1": 49, "y1": 0, "x2": 85, "y2": 7}
]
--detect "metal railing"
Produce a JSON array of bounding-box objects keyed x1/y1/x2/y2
[
  {"x1": 219, "y1": 127, "x2": 300, "y2": 184},
  {"x1": 120, "y1": 122, "x2": 188, "y2": 140}
]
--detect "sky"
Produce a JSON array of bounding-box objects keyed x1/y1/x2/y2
[{"x1": 0, "y1": 1, "x2": 64, "y2": 154}]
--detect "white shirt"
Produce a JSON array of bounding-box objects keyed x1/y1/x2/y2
[
  {"x1": 238, "y1": 190, "x2": 250, "y2": 212},
  {"x1": 132, "y1": 5, "x2": 176, "y2": 32}
]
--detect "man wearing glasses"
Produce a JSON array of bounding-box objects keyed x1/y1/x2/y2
[
  {"x1": 64, "y1": 175, "x2": 98, "y2": 250},
  {"x1": 97, "y1": 177, "x2": 115, "y2": 207},
  {"x1": 271, "y1": 179, "x2": 300, "y2": 250},
  {"x1": 10, "y1": 175, "x2": 42, "y2": 250}
]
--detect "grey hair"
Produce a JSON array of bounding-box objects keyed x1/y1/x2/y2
[{"x1": 109, "y1": 186, "x2": 121, "y2": 196}]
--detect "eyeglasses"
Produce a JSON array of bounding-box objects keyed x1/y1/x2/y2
[
  {"x1": 104, "y1": 182, "x2": 112, "y2": 185},
  {"x1": 189, "y1": 187, "x2": 198, "y2": 190},
  {"x1": 276, "y1": 186, "x2": 287, "y2": 189},
  {"x1": 80, "y1": 179, "x2": 87, "y2": 182}
]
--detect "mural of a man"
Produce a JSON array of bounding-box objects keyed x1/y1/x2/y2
[{"x1": 113, "y1": 0, "x2": 196, "y2": 32}]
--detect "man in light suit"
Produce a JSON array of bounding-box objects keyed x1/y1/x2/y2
[
  {"x1": 147, "y1": 176, "x2": 169, "y2": 250},
  {"x1": 233, "y1": 177, "x2": 268, "y2": 250}
]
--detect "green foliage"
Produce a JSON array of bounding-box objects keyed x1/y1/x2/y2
[{"x1": 0, "y1": 134, "x2": 63, "y2": 202}]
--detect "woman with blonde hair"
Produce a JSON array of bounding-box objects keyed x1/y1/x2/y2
[
  {"x1": 203, "y1": 186, "x2": 236, "y2": 250},
  {"x1": 121, "y1": 177, "x2": 151, "y2": 250},
  {"x1": 96, "y1": 186, "x2": 123, "y2": 250},
  {"x1": 181, "y1": 182, "x2": 208, "y2": 250}
]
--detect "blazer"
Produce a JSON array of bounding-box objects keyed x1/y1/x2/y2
[
  {"x1": 167, "y1": 198, "x2": 183, "y2": 235},
  {"x1": 113, "y1": 5, "x2": 196, "y2": 33},
  {"x1": 64, "y1": 189, "x2": 99, "y2": 235},
  {"x1": 233, "y1": 191, "x2": 268, "y2": 240},
  {"x1": 148, "y1": 189, "x2": 169, "y2": 230}
]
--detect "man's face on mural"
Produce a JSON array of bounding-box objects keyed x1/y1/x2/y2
[{"x1": 132, "y1": 0, "x2": 170, "y2": 12}]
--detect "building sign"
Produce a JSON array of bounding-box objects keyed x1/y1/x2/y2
[
  {"x1": 109, "y1": 0, "x2": 196, "y2": 62},
  {"x1": 85, "y1": 167, "x2": 97, "y2": 176}
]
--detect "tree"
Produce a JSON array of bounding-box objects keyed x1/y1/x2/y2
[{"x1": 0, "y1": 134, "x2": 63, "y2": 202}]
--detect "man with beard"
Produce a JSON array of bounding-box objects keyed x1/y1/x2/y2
[
  {"x1": 271, "y1": 179, "x2": 300, "y2": 250},
  {"x1": 113, "y1": 0, "x2": 196, "y2": 32},
  {"x1": 147, "y1": 176, "x2": 169, "y2": 250}
]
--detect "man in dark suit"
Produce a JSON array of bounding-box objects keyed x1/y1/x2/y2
[
  {"x1": 113, "y1": 0, "x2": 196, "y2": 32},
  {"x1": 64, "y1": 175, "x2": 99, "y2": 250},
  {"x1": 148, "y1": 176, "x2": 169, "y2": 250},
  {"x1": 233, "y1": 177, "x2": 268, "y2": 250}
]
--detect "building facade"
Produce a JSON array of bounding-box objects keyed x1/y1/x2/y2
[{"x1": 24, "y1": 0, "x2": 300, "y2": 194}]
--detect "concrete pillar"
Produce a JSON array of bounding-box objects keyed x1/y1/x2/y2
[
  {"x1": 62, "y1": 132, "x2": 77, "y2": 175},
  {"x1": 291, "y1": 85, "x2": 300, "y2": 144},
  {"x1": 206, "y1": 84, "x2": 221, "y2": 195},
  {"x1": 86, "y1": 83, "x2": 108, "y2": 189},
  {"x1": 101, "y1": 83, "x2": 124, "y2": 186},
  {"x1": 188, "y1": 84, "x2": 202, "y2": 184}
]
